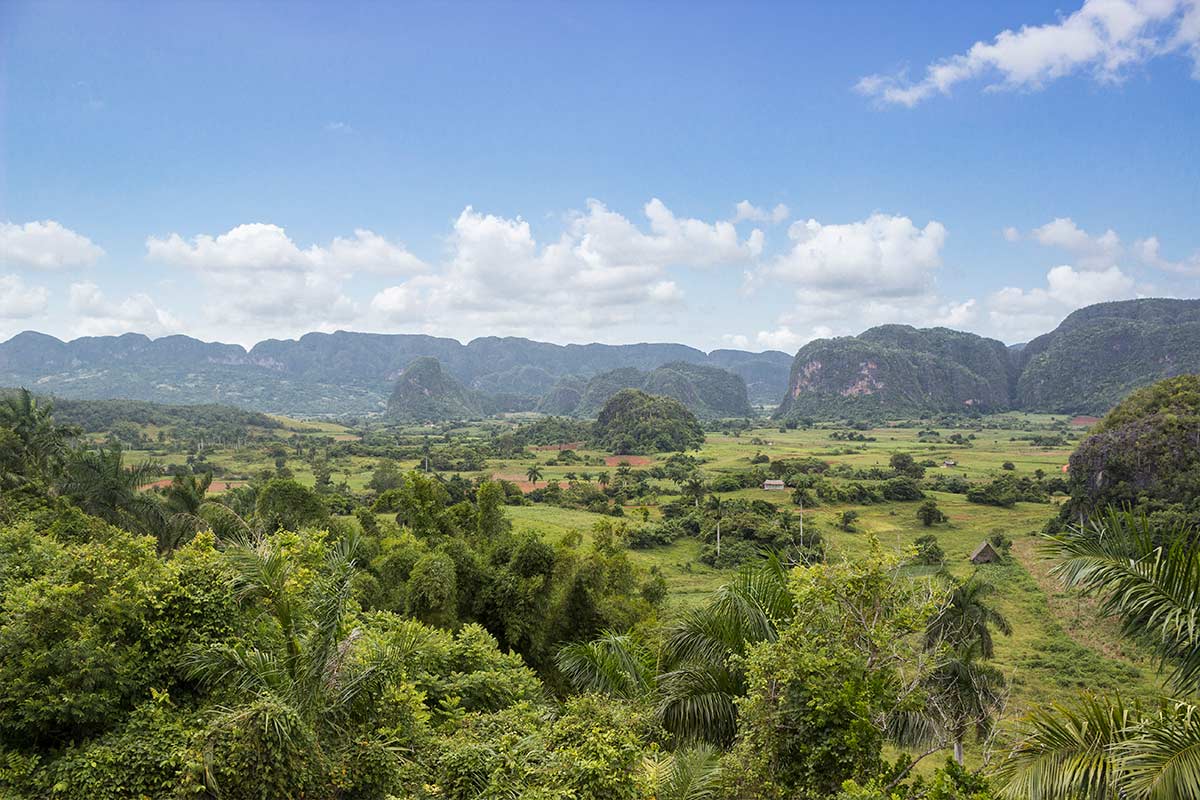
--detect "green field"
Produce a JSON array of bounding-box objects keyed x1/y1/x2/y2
[{"x1": 124, "y1": 412, "x2": 1163, "y2": 729}]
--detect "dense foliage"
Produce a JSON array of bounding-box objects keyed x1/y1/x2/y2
[
  {"x1": 1017, "y1": 298, "x2": 1200, "y2": 413},
  {"x1": 541, "y1": 362, "x2": 753, "y2": 418},
  {"x1": 591, "y1": 389, "x2": 706, "y2": 454},
  {"x1": 386, "y1": 357, "x2": 483, "y2": 422},
  {"x1": 1059, "y1": 374, "x2": 1200, "y2": 529},
  {"x1": 776, "y1": 300, "x2": 1200, "y2": 420}
]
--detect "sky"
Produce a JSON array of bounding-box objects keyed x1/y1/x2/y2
[{"x1": 1, "y1": 0, "x2": 1198, "y2": 352}]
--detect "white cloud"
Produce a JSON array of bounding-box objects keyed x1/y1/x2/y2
[
  {"x1": 754, "y1": 325, "x2": 812, "y2": 352},
  {"x1": 1135, "y1": 235, "x2": 1200, "y2": 274},
  {"x1": 733, "y1": 201, "x2": 790, "y2": 225},
  {"x1": 147, "y1": 223, "x2": 426, "y2": 275},
  {"x1": 369, "y1": 199, "x2": 760, "y2": 339},
  {"x1": 1029, "y1": 217, "x2": 1123, "y2": 269},
  {"x1": 0, "y1": 220, "x2": 104, "y2": 270},
  {"x1": 68, "y1": 281, "x2": 182, "y2": 337},
  {"x1": 764, "y1": 213, "x2": 947, "y2": 296},
  {"x1": 0, "y1": 275, "x2": 49, "y2": 318},
  {"x1": 146, "y1": 224, "x2": 425, "y2": 332},
  {"x1": 858, "y1": 0, "x2": 1200, "y2": 106},
  {"x1": 984, "y1": 264, "x2": 1139, "y2": 340},
  {"x1": 1002, "y1": 226, "x2": 1021, "y2": 242}
]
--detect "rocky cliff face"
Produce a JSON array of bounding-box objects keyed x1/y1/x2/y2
[{"x1": 774, "y1": 326, "x2": 1013, "y2": 418}]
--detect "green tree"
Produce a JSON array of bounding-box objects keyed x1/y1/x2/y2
[
  {"x1": 475, "y1": 479, "x2": 507, "y2": 539},
  {"x1": 184, "y1": 530, "x2": 418, "y2": 796},
  {"x1": 681, "y1": 474, "x2": 706, "y2": 507},
  {"x1": 526, "y1": 465, "x2": 544, "y2": 484},
  {"x1": 924, "y1": 575, "x2": 1011, "y2": 658},
  {"x1": 913, "y1": 533, "x2": 945, "y2": 565},
  {"x1": 254, "y1": 477, "x2": 328, "y2": 532},
  {"x1": 917, "y1": 498, "x2": 946, "y2": 526},
  {"x1": 58, "y1": 444, "x2": 166, "y2": 543}
]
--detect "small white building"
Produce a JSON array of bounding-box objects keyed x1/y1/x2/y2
[{"x1": 762, "y1": 479, "x2": 786, "y2": 491}]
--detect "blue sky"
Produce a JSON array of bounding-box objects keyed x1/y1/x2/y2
[{"x1": 1, "y1": 0, "x2": 1198, "y2": 350}]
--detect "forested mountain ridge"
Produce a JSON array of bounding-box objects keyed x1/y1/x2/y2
[
  {"x1": 385, "y1": 357, "x2": 483, "y2": 422},
  {"x1": 775, "y1": 325, "x2": 1015, "y2": 418},
  {"x1": 1015, "y1": 298, "x2": 1200, "y2": 413},
  {"x1": 775, "y1": 298, "x2": 1200, "y2": 419},
  {"x1": 0, "y1": 329, "x2": 789, "y2": 416},
  {"x1": 539, "y1": 362, "x2": 752, "y2": 418}
]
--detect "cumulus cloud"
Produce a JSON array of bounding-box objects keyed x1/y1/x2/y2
[
  {"x1": 1002, "y1": 226, "x2": 1021, "y2": 242},
  {"x1": 68, "y1": 281, "x2": 182, "y2": 337},
  {"x1": 1135, "y1": 235, "x2": 1200, "y2": 274},
  {"x1": 763, "y1": 213, "x2": 947, "y2": 297},
  {"x1": 0, "y1": 220, "x2": 104, "y2": 270},
  {"x1": 147, "y1": 224, "x2": 426, "y2": 275},
  {"x1": 733, "y1": 201, "x2": 790, "y2": 225},
  {"x1": 369, "y1": 199, "x2": 759, "y2": 339},
  {"x1": 145, "y1": 223, "x2": 425, "y2": 333},
  {"x1": 0, "y1": 275, "x2": 49, "y2": 318},
  {"x1": 984, "y1": 264, "x2": 1139, "y2": 341},
  {"x1": 858, "y1": 0, "x2": 1200, "y2": 106},
  {"x1": 1030, "y1": 217, "x2": 1122, "y2": 269}
]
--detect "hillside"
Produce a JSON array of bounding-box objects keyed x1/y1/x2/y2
[
  {"x1": 1063, "y1": 374, "x2": 1200, "y2": 527},
  {"x1": 0, "y1": 330, "x2": 789, "y2": 416},
  {"x1": 543, "y1": 362, "x2": 752, "y2": 418},
  {"x1": 1016, "y1": 298, "x2": 1200, "y2": 413},
  {"x1": 775, "y1": 299, "x2": 1200, "y2": 419},
  {"x1": 774, "y1": 325, "x2": 1013, "y2": 418},
  {"x1": 385, "y1": 357, "x2": 482, "y2": 422},
  {"x1": 590, "y1": 388, "x2": 705, "y2": 454}
]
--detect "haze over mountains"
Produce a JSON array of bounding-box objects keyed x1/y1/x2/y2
[{"x1": 2, "y1": 298, "x2": 1198, "y2": 419}]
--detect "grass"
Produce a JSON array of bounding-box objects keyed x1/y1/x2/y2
[{"x1": 127, "y1": 411, "x2": 1166, "y2": 748}]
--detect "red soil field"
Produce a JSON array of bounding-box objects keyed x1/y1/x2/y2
[
  {"x1": 1070, "y1": 415, "x2": 1101, "y2": 426},
  {"x1": 604, "y1": 455, "x2": 652, "y2": 466},
  {"x1": 142, "y1": 478, "x2": 247, "y2": 493}
]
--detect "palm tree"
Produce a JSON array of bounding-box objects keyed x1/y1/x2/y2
[
  {"x1": 997, "y1": 510, "x2": 1200, "y2": 798},
  {"x1": 58, "y1": 444, "x2": 166, "y2": 540},
  {"x1": 641, "y1": 744, "x2": 721, "y2": 800},
  {"x1": 706, "y1": 494, "x2": 726, "y2": 559},
  {"x1": 157, "y1": 471, "x2": 225, "y2": 550},
  {"x1": 926, "y1": 641, "x2": 1007, "y2": 764},
  {"x1": 682, "y1": 475, "x2": 706, "y2": 507},
  {"x1": 556, "y1": 631, "x2": 655, "y2": 700},
  {"x1": 924, "y1": 574, "x2": 1012, "y2": 657},
  {"x1": 556, "y1": 554, "x2": 793, "y2": 746},
  {"x1": 0, "y1": 388, "x2": 73, "y2": 480},
  {"x1": 184, "y1": 530, "x2": 421, "y2": 791},
  {"x1": 525, "y1": 465, "x2": 543, "y2": 484},
  {"x1": 658, "y1": 553, "x2": 794, "y2": 744}
]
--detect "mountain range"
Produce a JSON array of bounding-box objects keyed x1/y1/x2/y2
[
  {"x1": 775, "y1": 298, "x2": 1200, "y2": 418},
  {"x1": 3, "y1": 298, "x2": 1197, "y2": 419},
  {"x1": 0, "y1": 329, "x2": 789, "y2": 417}
]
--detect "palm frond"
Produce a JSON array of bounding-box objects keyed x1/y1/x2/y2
[
  {"x1": 1045, "y1": 509, "x2": 1200, "y2": 693},
  {"x1": 1117, "y1": 699, "x2": 1200, "y2": 800},
  {"x1": 643, "y1": 744, "x2": 721, "y2": 800},
  {"x1": 556, "y1": 631, "x2": 654, "y2": 699},
  {"x1": 657, "y1": 662, "x2": 742, "y2": 745},
  {"x1": 996, "y1": 693, "x2": 1140, "y2": 800}
]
